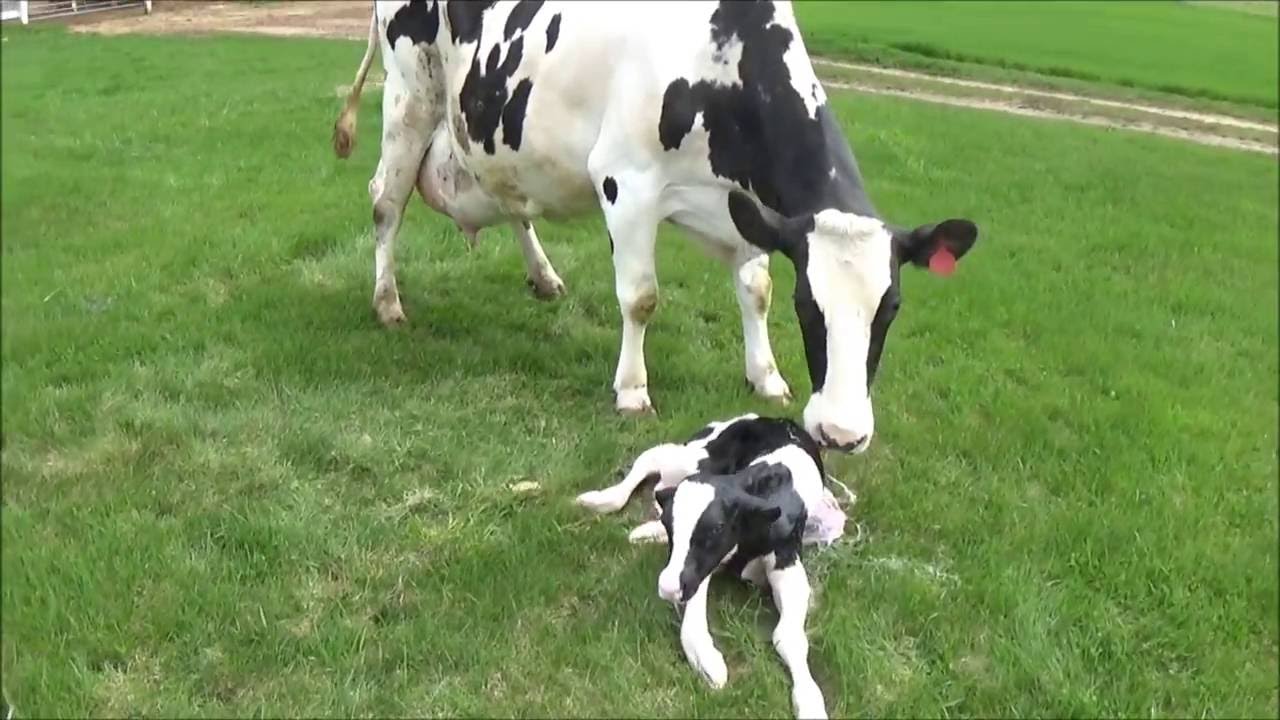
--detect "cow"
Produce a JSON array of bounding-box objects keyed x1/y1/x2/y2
[
  {"x1": 332, "y1": 0, "x2": 980, "y2": 453},
  {"x1": 576, "y1": 413, "x2": 844, "y2": 719}
]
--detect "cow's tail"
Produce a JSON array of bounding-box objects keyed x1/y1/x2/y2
[{"x1": 333, "y1": 10, "x2": 378, "y2": 159}]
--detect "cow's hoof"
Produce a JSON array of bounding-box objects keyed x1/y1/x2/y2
[
  {"x1": 615, "y1": 388, "x2": 655, "y2": 416},
  {"x1": 749, "y1": 372, "x2": 792, "y2": 404},
  {"x1": 374, "y1": 301, "x2": 407, "y2": 327},
  {"x1": 526, "y1": 275, "x2": 566, "y2": 300}
]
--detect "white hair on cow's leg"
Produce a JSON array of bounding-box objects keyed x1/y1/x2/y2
[
  {"x1": 766, "y1": 558, "x2": 827, "y2": 720},
  {"x1": 733, "y1": 251, "x2": 792, "y2": 403},
  {"x1": 512, "y1": 221, "x2": 567, "y2": 300},
  {"x1": 679, "y1": 575, "x2": 728, "y2": 689},
  {"x1": 576, "y1": 442, "x2": 700, "y2": 514}
]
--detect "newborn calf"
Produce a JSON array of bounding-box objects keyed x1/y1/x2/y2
[{"x1": 577, "y1": 414, "x2": 842, "y2": 719}]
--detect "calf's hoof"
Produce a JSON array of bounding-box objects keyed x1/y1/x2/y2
[
  {"x1": 615, "y1": 387, "x2": 655, "y2": 416},
  {"x1": 792, "y1": 683, "x2": 828, "y2": 720},
  {"x1": 575, "y1": 489, "x2": 627, "y2": 514},
  {"x1": 693, "y1": 647, "x2": 728, "y2": 689}
]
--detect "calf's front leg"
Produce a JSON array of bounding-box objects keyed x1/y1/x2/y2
[
  {"x1": 679, "y1": 575, "x2": 728, "y2": 689},
  {"x1": 767, "y1": 558, "x2": 827, "y2": 720}
]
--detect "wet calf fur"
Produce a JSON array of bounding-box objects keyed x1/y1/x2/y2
[{"x1": 577, "y1": 414, "x2": 838, "y2": 719}]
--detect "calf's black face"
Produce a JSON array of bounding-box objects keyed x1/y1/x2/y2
[{"x1": 655, "y1": 476, "x2": 782, "y2": 604}]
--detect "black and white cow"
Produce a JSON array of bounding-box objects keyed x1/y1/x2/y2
[
  {"x1": 577, "y1": 414, "x2": 844, "y2": 719},
  {"x1": 333, "y1": 0, "x2": 980, "y2": 452}
]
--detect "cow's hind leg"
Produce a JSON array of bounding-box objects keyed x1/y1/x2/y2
[
  {"x1": 368, "y1": 57, "x2": 438, "y2": 326},
  {"x1": 734, "y1": 251, "x2": 791, "y2": 403},
  {"x1": 512, "y1": 221, "x2": 566, "y2": 300}
]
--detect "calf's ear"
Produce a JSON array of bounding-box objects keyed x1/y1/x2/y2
[
  {"x1": 728, "y1": 190, "x2": 810, "y2": 260},
  {"x1": 892, "y1": 219, "x2": 979, "y2": 277},
  {"x1": 736, "y1": 493, "x2": 782, "y2": 524},
  {"x1": 655, "y1": 486, "x2": 677, "y2": 514}
]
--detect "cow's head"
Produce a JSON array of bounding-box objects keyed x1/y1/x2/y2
[
  {"x1": 728, "y1": 191, "x2": 978, "y2": 453},
  {"x1": 653, "y1": 467, "x2": 787, "y2": 604}
]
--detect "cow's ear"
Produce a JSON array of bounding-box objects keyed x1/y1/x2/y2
[
  {"x1": 728, "y1": 190, "x2": 808, "y2": 258},
  {"x1": 892, "y1": 219, "x2": 978, "y2": 277}
]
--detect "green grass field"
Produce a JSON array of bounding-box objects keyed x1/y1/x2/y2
[
  {"x1": 2, "y1": 24, "x2": 1278, "y2": 719},
  {"x1": 795, "y1": 0, "x2": 1280, "y2": 109}
]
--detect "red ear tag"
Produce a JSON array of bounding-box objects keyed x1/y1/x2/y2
[{"x1": 928, "y1": 246, "x2": 957, "y2": 276}]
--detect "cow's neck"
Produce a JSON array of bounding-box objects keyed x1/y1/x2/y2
[{"x1": 769, "y1": 105, "x2": 879, "y2": 222}]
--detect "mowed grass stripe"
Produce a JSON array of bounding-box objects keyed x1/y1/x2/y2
[
  {"x1": 2, "y1": 28, "x2": 1277, "y2": 718},
  {"x1": 795, "y1": 0, "x2": 1280, "y2": 109}
]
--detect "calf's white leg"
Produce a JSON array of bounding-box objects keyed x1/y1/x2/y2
[
  {"x1": 680, "y1": 575, "x2": 728, "y2": 689},
  {"x1": 767, "y1": 559, "x2": 827, "y2": 720},
  {"x1": 512, "y1": 220, "x2": 566, "y2": 300},
  {"x1": 627, "y1": 519, "x2": 667, "y2": 544},
  {"x1": 575, "y1": 443, "x2": 699, "y2": 513},
  {"x1": 733, "y1": 252, "x2": 791, "y2": 402}
]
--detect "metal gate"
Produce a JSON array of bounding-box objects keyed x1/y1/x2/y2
[{"x1": 1, "y1": 0, "x2": 152, "y2": 24}]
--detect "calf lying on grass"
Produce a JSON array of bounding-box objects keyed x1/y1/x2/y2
[{"x1": 576, "y1": 414, "x2": 847, "y2": 719}]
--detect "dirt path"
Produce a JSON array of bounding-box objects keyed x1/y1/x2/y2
[{"x1": 68, "y1": 0, "x2": 1278, "y2": 156}]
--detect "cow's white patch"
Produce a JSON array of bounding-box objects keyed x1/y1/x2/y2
[{"x1": 658, "y1": 480, "x2": 716, "y2": 603}]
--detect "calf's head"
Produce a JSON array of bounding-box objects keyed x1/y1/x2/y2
[
  {"x1": 728, "y1": 191, "x2": 978, "y2": 453},
  {"x1": 653, "y1": 476, "x2": 781, "y2": 604}
]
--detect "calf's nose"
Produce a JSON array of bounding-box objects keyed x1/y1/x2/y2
[{"x1": 657, "y1": 572, "x2": 681, "y2": 603}]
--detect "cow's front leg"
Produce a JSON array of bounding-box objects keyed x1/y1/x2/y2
[
  {"x1": 511, "y1": 220, "x2": 566, "y2": 300},
  {"x1": 766, "y1": 558, "x2": 827, "y2": 720},
  {"x1": 734, "y1": 252, "x2": 791, "y2": 403},
  {"x1": 597, "y1": 176, "x2": 661, "y2": 415}
]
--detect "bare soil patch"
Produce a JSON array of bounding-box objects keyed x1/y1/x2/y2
[{"x1": 69, "y1": 0, "x2": 1278, "y2": 156}]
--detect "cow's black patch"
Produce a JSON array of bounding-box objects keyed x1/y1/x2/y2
[
  {"x1": 503, "y1": 0, "x2": 543, "y2": 40},
  {"x1": 659, "y1": 1, "x2": 876, "y2": 219},
  {"x1": 387, "y1": 0, "x2": 439, "y2": 49},
  {"x1": 602, "y1": 176, "x2": 618, "y2": 204},
  {"x1": 866, "y1": 277, "x2": 900, "y2": 391},
  {"x1": 501, "y1": 78, "x2": 533, "y2": 151},
  {"x1": 545, "y1": 12, "x2": 561, "y2": 52},
  {"x1": 607, "y1": 232, "x2": 615, "y2": 255},
  {"x1": 657, "y1": 78, "x2": 696, "y2": 151},
  {"x1": 459, "y1": 35, "x2": 525, "y2": 154},
  {"x1": 697, "y1": 416, "x2": 823, "y2": 480},
  {"x1": 446, "y1": 0, "x2": 494, "y2": 44}
]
